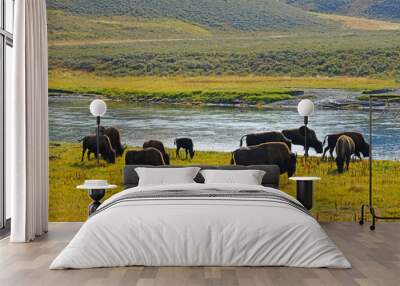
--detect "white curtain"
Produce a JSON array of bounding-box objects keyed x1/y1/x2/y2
[{"x1": 8, "y1": 0, "x2": 49, "y2": 242}]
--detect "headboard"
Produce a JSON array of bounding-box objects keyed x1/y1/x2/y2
[{"x1": 123, "y1": 165, "x2": 280, "y2": 189}]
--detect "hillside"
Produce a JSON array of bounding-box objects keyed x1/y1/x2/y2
[
  {"x1": 47, "y1": 0, "x2": 330, "y2": 31},
  {"x1": 287, "y1": 0, "x2": 400, "y2": 21},
  {"x1": 47, "y1": 1, "x2": 400, "y2": 79}
]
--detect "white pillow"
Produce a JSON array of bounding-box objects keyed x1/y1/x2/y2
[
  {"x1": 200, "y1": 169, "x2": 266, "y2": 185},
  {"x1": 135, "y1": 167, "x2": 201, "y2": 186}
]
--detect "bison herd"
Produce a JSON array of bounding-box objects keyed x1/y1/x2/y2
[
  {"x1": 81, "y1": 127, "x2": 125, "y2": 164},
  {"x1": 232, "y1": 142, "x2": 297, "y2": 177},
  {"x1": 80, "y1": 125, "x2": 370, "y2": 176},
  {"x1": 80, "y1": 128, "x2": 195, "y2": 166},
  {"x1": 236, "y1": 128, "x2": 369, "y2": 175}
]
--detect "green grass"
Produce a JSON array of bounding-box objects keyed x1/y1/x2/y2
[
  {"x1": 48, "y1": 71, "x2": 400, "y2": 105},
  {"x1": 357, "y1": 94, "x2": 400, "y2": 101},
  {"x1": 49, "y1": 71, "x2": 400, "y2": 92},
  {"x1": 49, "y1": 141, "x2": 400, "y2": 222},
  {"x1": 47, "y1": 9, "x2": 213, "y2": 43}
]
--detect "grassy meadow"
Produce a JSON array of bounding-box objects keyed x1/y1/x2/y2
[
  {"x1": 314, "y1": 13, "x2": 400, "y2": 31},
  {"x1": 49, "y1": 71, "x2": 400, "y2": 105},
  {"x1": 49, "y1": 142, "x2": 400, "y2": 222},
  {"x1": 48, "y1": 8, "x2": 400, "y2": 105},
  {"x1": 47, "y1": 8, "x2": 400, "y2": 79}
]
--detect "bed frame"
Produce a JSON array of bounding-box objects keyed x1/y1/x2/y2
[{"x1": 123, "y1": 165, "x2": 280, "y2": 189}]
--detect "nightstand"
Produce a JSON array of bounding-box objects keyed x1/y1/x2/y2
[
  {"x1": 77, "y1": 180, "x2": 117, "y2": 216},
  {"x1": 289, "y1": 177, "x2": 320, "y2": 210}
]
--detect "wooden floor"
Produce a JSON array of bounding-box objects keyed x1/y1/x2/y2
[{"x1": 0, "y1": 222, "x2": 399, "y2": 286}]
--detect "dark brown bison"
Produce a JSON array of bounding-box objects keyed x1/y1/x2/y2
[
  {"x1": 322, "y1": 132, "x2": 369, "y2": 160},
  {"x1": 282, "y1": 126, "x2": 323, "y2": 154},
  {"x1": 174, "y1": 138, "x2": 195, "y2": 159},
  {"x1": 143, "y1": 140, "x2": 170, "y2": 165},
  {"x1": 240, "y1": 131, "x2": 292, "y2": 149},
  {"x1": 99, "y1": 126, "x2": 125, "y2": 157},
  {"x1": 231, "y1": 142, "x2": 297, "y2": 177},
  {"x1": 81, "y1": 135, "x2": 116, "y2": 164},
  {"x1": 335, "y1": 135, "x2": 355, "y2": 173},
  {"x1": 125, "y1": 148, "x2": 165, "y2": 166}
]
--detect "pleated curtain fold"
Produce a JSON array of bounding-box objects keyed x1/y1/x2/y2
[{"x1": 8, "y1": 0, "x2": 49, "y2": 242}]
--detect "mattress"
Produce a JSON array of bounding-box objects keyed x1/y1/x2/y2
[{"x1": 50, "y1": 183, "x2": 351, "y2": 269}]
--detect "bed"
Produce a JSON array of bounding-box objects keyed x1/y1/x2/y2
[{"x1": 50, "y1": 165, "x2": 350, "y2": 269}]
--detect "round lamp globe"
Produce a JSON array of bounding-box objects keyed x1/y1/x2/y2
[
  {"x1": 297, "y1": 99, "x2": 314, "y2": 117},
  {"x1": 90, "y1": 99, "x2": 107, "y2": 117}
]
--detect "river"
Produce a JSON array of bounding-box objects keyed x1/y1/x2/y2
[{"x1": 49, "y1": 95, "x2": 400, "y2": 160}]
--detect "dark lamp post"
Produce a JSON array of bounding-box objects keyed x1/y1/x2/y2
[{"x1": 297, "y1": 99, "x2": 314, "y2": 160}]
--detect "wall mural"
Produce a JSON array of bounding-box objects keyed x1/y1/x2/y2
[{"x1": 47, "y1": 0, "x2": 400, "y2": 222}]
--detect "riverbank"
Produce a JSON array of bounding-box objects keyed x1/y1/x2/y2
[
  {"x1": 49, "y1": 142, "x2": 400, "y2": 222},
  {"x1": 49, "y1": 96, "x2": 400, "y2": 159},
  {"x1": 49, "y1": 71, "x2": 400, "y2": 107}
]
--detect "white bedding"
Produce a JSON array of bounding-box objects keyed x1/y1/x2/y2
[{"x1": 50, "y1": 183, "x2": 351, "y2": 269}]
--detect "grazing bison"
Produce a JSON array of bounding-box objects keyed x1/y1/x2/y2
[
  {"x1": 143, "y1": 140, "x2": 170, "y2": 165},
  {"x1": 174, "y1": 138, "x2": 195, "y2": 159},
  {"x1": 125, "y1": 148, "x2": 165, "y2": 166},
  {"x1": 282, "y1": 126, "x2": 323, "y2": 154},
  {"x1": 335, "y1": 135, "x2": 355, "y2": 173},
  {"x1": 240, "y1": 131, "x2": 292, "y2": 149},
  {"x1": 231, "y1": 142, "x2": 297, "y2": 177},
  {"x1": 81, "y1": 135, "x2": 116, "y2": 164},
  {"x1": 98, "y1": 126, "x2": 125, "y2": 157},
  {"x1": 98, "y1": 126, "x2": 106, "y2": 135},
  {"x1": 322, "y1": 132, "x2": 369, "y2": 160}
]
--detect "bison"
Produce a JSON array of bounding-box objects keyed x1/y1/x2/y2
[
  {"x1": 282, "y1": 126, "x2": 323, "y2": 154},
  {"x1": 125, "y1": 147, "x2": 165, "y2": 166},
  {"x1": 335, "y1": 135, "x2": 355, "y2": 173},
  {"x1": 239, "y1": 131, "x2": 292, "y2": 149},
  {"x1": 231, "y1": 142, "x2": 297, "y2": 177},
  {"x1": 98, "y1": 126, "x2": 125, "y2": 157},
  {"x1": 81, "y1": 135, "x2": 116, "y2": 164},
  {"x1": 322, "y1": 131, "x2": 369, "y2": 160},
  {"x1": 174, "y1": 138, "x2": 195, "y2": 160},
  {"x1": 143, "y1": 140, "x2": 170, "y2": 165}
]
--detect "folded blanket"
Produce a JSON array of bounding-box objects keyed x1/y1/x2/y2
[{"x1": 93, "y1": 188, "x2": 310, "y2": 217}]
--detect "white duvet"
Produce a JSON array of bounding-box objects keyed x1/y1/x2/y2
[{"x1": 50, "y1": 183, "x2": 351, "y2": 269}]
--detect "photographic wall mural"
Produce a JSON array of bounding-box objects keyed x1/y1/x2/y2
[{"x1": 47, "y1": 0, "x2": 400, "y2": 222}]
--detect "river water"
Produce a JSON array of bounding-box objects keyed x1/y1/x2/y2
[{"x1": 49, "y1": 96, "x2": 400, "y2": 160}]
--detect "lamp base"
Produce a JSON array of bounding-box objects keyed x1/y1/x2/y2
[
  {"x1": 359, "y1": 203, "x2": 400, "y2": 231},
  {"x1": 88, "y1": 189, "x2": 106, "y2": 216}
]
